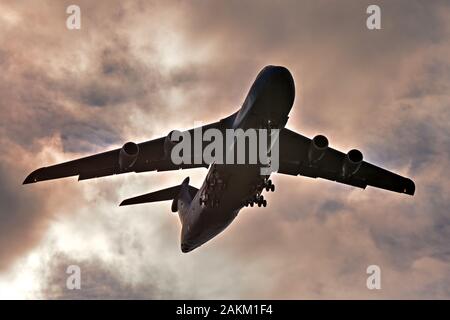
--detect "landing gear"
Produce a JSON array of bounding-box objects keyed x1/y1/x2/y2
[
  {"x1": 256, "y1": 195, "x2": 267, "y2": 207},
  {"x1": 244, "y1": 200, "x2": 254, "y2": 207},
  {"x1": 264, "y1": 179, "x2": 275, "y2": 192},
  {"x1": 257, "y1": 195, "x2": 266, "y2": 207},
  {"x1": 263, "y1": 179, "x2": 275, "y2": 192},
  {"x1": 244, "y1": 177, "x2": 275, "y2": 209},
  {"x1": 245, "y1": 194, "x2": 267, "y2": 208}
]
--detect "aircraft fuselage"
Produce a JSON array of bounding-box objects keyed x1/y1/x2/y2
[{"x1": 179, "y1": 66, "x2": 295, "y2": 252}]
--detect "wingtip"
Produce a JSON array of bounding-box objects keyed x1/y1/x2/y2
[
  {"x1": 23, "y1": 170, "x2": 39, "y2": 185},
  {"x1": 22, "y1": 167, "x2": 59, "y2": 185},
  {"x1": 119, "y1": 200, "x2": 131, "y2": 207},
  {"x1": 404, "y1": 178, "x2": 415, "y2": 196}
]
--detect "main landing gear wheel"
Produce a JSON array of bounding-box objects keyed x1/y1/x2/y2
[
  {"x1": 264, "y1": 179, "x2": 275, "y2": 192},
  {"x1": 245, "y1": 195, "x2": 267, "y2": 208}
]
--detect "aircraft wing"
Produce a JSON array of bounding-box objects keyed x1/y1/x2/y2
[
  {"x1": 277, "y1": 128, "x2": 415, "y2": 195},
  {"x1": 23, "y1": 120, "x2": 227, "y2": 184}
]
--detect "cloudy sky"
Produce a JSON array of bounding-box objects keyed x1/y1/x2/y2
[{"x1": 0, "y1": 0, "x2": 449, "y2": 299}]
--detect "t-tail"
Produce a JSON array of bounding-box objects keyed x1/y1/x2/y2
[{"x1": 119, "y1": 177, "x2": 198, "y2": 221}]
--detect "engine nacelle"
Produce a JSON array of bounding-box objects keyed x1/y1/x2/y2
[
  {"x1": 308, "y1": 135, "x2": 328, "y2": 164},
  {"x1": 164, "y1": 130, "x2": 182, "y2": 159},
  {"x1": 342, "y1": 149, "x2": 363, "y2": 177},
  {"x1": 119, "y1": 142, "x2": 139, "y2": 170}
]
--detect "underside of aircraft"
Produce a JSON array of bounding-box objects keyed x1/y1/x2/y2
[{"x1": 24, "y1": 65, "x2": 415, "y2": 252}]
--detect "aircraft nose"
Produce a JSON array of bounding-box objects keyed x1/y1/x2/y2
[
  {"x1": 262, "y1": 65, "x2": 295, "y2": 99},
  {"x1": 263, "y1": 65, "x2": 293, "y2": 82}
]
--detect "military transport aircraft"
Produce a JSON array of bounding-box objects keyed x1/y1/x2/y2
[{"x1": 24, "y1": 65, "x2": 415, "y2": 253}]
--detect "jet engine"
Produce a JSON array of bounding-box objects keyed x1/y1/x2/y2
[
  {"x1": 119, "y1": 142, "x2": 139, "y2": 171},
  {"x1": 308, "y1": 134, "x2": 328, "y2": 164},
  {"x1": 342, "y1": 149, "x2": 363, "y2": 177}
]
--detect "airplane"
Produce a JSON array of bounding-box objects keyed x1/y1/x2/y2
[{"x1": 24, "y1": 65, "x2": 415, "y2": 253}]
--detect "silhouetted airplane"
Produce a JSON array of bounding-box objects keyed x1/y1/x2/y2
[{"x1": 24, "y1": 66, "x2": 415, "y2": 252}]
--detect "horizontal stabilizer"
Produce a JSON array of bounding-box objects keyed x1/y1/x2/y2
[
  {"x1": 120, "y1": 185, "x2": 181, "y2": 206},
  {"x1": 119, "y1": 179, "x2": 198, "y2": 207}
]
